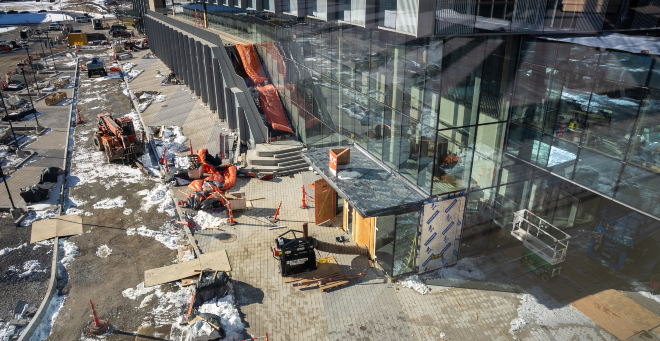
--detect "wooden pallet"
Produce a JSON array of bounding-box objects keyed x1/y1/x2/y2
[{"x1": 283, "y1": 256, "x2": 349, "y2": 291}]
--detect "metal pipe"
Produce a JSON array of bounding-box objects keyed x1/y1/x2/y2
[{"x1": 0, "y1": 165, "x2": 16, "y2": 209}]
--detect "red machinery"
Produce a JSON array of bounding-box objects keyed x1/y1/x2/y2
[{"x1": 93, "y1": 112, "x2": 145, "y2": 163}]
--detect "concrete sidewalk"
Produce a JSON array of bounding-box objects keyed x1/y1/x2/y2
[{"x1": 0, "y1": 71, "x2": 76, "y2": 209}]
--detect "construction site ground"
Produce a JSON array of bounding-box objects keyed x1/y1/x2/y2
[{"x1": 1, "y1": 43, "x2": 659, "y2": 341}]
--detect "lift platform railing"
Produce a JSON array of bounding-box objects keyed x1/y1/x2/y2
[{"x1": 511, "y1": 209, "x2": 571, "y2": 265}]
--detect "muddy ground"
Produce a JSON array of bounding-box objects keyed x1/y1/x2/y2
[
  {"x1": 0, "y1": 216, "x2": 52, "y2": 322},
  {"x1": 43, "y1": 51, "x2": 190, "y2": 340}
]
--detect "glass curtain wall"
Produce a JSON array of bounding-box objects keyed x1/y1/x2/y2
[
  {"x1": 374, "y1": 212, "x2": 420, "y2": 277},
  {"x1": 508, "y1": 37, "x2": 660, "y2": 219}
]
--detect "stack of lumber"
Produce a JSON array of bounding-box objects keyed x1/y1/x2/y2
[
  {"x1": 283, "y1": 256, "x2": 350, "y2": 292},
  {"x1": 44, "y1": 92, "x2": 66, "y2": 106}
]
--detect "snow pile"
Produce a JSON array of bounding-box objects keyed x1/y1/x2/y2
[
  {"x1": 33, "y1": 239, "x2": 54, "y2": 250},
  {"x1": 93, "y1": 196, "x2": 126, "y2": 209},
  {"x1": 399, "y1": 274, "x2": 430, "y2": 295},
  {"x1": 96, "y1": 245, "x2": 112, "y2": 258},
  {"x1": 17, "y1": 260, "x2": 49, "y2": 278},
  {"x1": 140, "y1": 92, "x2": 152, "y2": 99},
  {"x1": 126, "y1": 69, "x2": 144, "y2": 82},
  {"x1": 194, "y1": 283, "x2": 245, "y2": 340},
  {"x1": 180, "y1": 249, "x2": 195, "y2": 262},
  {"x1": 122, "y1": 281, "x2": 159, "y2": 300},
  {"x1": 126, "y1": 224, "x2": 182, "y2": 250},
  {"x1": 175, "y1": 155, "x2": 191, "y2": 169},
  {"x1": 21, "y1": 208, "x2": 58, "y2": 227},
  {"x1": 194, "y1": 211, "x2": 230, "y2": 229},
  {"x1": 60, "y1": 240, "x2": 79, "y2": 268},
  {"x1": 122, "y1": 87, "x2": 130, "y2": 97},
  {"x1": 138, "y1": 99, "x2": 153, "y2": 112},
  {"x1": 123, "y1": 208, "x2": 133, "y2": 215},
  {"x1": 509, "y1": 286, "x2": 594, "y2": 335},
  {"x1": 156, "y1": 73, "x2": 165, "y2": 77},
  {"x1": 154, "y1": 94, "x2": 166, "y2": 102},
  {"x1": 631, "y1": 281, "x2": 660, "y2": 304},
  {"x1": 422, "y1": 256, "x2": 487, "y2": 282},
  {"x1": 337, "y1": 171, "x2": 361, "y2": 179},
  {"x1": 138, "y1": 183, "x2": 176, "y2": 216},
  {"x1": 0, "y1": 243, "x2": 27, "y2": 256},
  {"x1": 28, "y1": 293, "x2": 65, "y2": 341},
  {"x1": 122, "y1": 62, "x2": 136, "y2": 72},
  {"x1": 0, "y1": 145, "x2": 21, "y2": 168}
]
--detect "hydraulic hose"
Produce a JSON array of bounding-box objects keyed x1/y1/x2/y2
[{"x1": 312, "y1": 238, "x2": 370, "y2": 256}]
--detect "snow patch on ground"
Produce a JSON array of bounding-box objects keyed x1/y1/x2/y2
[
  {"x1": 139, "y1": 183, "x2": 175, "y2": 216},
  {"x1": 125, "y1": 224, "x2": 183, "y2": 250},
  {"x1": 20, "y1": 208, "x2": 58, "y2": 227},
  {"x1": 0, "y1": 243, "x2": 27, "y2": 256},
  {"x1": 399, "y1": 274, "x2": 430, "y2": 295},
  {"x1": 422, "y1": 256, "x2": 487, "y2": 282},
  {"x1": 154, "y1": 94, "x2": 166, "y2": 102},
  {"x1": 93, "y1": 196, "x2": 126, "y2": 209},
  {"x1": 126, "y1": 69, "x2": 144, "y2": 82},
  {"x1": 33, "y1": 239, "x2": 54, "y2": 250},
  {"x1": 123, "y1": 208, "x2": 133, "y2": 215},
  {"x1": 193, "y1": 211, "x2": 229, "y2": 229},
  {"x1": 192, "y1": 282, "x2": 245, "y2": 340},
  {"x1": 631, "y1": 281, "x2": 660, "y2": 304},
  {"x1": 123, "y1": 281, "x2": 159, "y2": 300},
  {"x1": 17, "y1": 260, "x2": 49, "y2": 278},
  {"x1": 509, "y1": 286, "x2": 595, "y2": 335},
  {"x1": 60, "y1": 240, "x2": 79, "y2": 268},
  {"x1": 28, "y1": 293, "x2": 65, "y2": 341},
  {"x1": 96, "y1": 245, "x2": 112, "y2": 258}
]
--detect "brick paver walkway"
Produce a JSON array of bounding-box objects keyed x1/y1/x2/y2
[{"x1": 0, "y1": 71, "x2": 76, "y2": 209}]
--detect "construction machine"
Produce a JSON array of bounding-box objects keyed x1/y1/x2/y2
[
  {"x1": 86, "y1": 58, "x2": 107, "y2": 78},
  {"x1": 93, "y1": 112, "x2": 146, "y2": 163}
]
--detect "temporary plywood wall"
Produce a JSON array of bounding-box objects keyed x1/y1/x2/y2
[
  {"x1": 314, "y1": 178, "x2": 336, "y2": 224},
  {"x1": 354, "y1": 211, "x2": 375, "y2": 259}
]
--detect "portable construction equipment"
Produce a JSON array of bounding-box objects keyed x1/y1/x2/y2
[{"x1": 93, "y1": 112, "x2": 145, "y2": 163}]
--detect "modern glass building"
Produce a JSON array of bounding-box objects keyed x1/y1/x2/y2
[{"x1": 136, "y1": 0, "x2": 660, "y2": 279}]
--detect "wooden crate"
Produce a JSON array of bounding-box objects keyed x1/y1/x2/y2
[{"x1": 283, "y1": 256, "x2": 349, "y2": 292}]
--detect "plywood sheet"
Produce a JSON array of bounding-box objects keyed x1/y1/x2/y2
[
  {"x1": 570, "y1": 289, "x2": 660, "y2": 340},
  {"x1": 30, "y1": 219, "x2": 57, "y2": 244},
  {"x1": 30, "y1": 214, "x2": 84, "y2": 243},
  {"x1": 144, "y1": 260, "x2": 201, "y2": 287},
  {"x1": 55, "y1": 214, "x2": 84, "y2": 236},
  {"x1": 198, "y1": 250, "x2": 231, "y2": 272},
  {"x1": 177, "y1": 245, "x2": 194, "y2": 263},
  {"x1": 354, "y1": 212, "x2": 375, "y2": 256},
  {"x1": 314, "y1": 178, "x2": 336, "y2": 225}
]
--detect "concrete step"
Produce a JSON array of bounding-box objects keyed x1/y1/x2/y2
[
  {"x1": 248, "y1": 154, "x2": 300, "y2": 166},
  {"x1": 278, "y1": 159, "x2": 307, "y2": 168},
  {"x1": 276, "y1": 164, "x2": 309, "y2": 176},
  {"x1": 273, "y1": 150, "x2": 302, "y2": 159},
  {"x1": 255, "y1": 146, "x2": 303, "y2": 157}
]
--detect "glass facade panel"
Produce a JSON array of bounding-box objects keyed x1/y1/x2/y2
[
  {"x1": 542, "y1": 69, "x2": 595, "y2": 143},
  {"x1": 597, "y1": 50, "x2": 652, "y2": 86},
  {"x1": 581, "y1": 79, "x2": 643, "y2": 160},
  {"x1": 617, "y1": 165, "x2": 660, "y2": 217},
  {"x1": 478, "y1": 36, "x2": 518, "y2": 124},
  {"x1": 393, "y1": 212, "x2": 419, "y2": 276},
  {"x1": 628, "y1": 89, "x2": 660, "y2": 173},
  {"x1": 511, "y1": 63, "x2": 554, "y2": 132},
  {"x1": 374, "y1": 215, "x2": 396, "y2": 276},
  {"x1": 573, "y1": 149, "x2": 621, "y2": 196},
  {"x1": 472, "y1": 123, "x2": 506, "y2": 189},
  {"x1": 432, "y1": 126, "x2": 475, "y2": 195}
]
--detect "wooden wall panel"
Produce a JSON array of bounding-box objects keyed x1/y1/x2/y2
[{"x1": 314, "y1": 178, "x2": 336, "y2": 224}]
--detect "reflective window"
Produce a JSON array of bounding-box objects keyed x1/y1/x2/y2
[
  {"x1": 543, "y1": 69, "x2": 595, "y2": 144},
  {"x1": 581, "y1": 79, "x2": 644, "y2": 160},
  {"x1": 573, "y1": 149, "x2": 621, "y2": 196},
  {"x1": 506, "y1": 123, "x2": 542, "y2": 164},
  {"x1": 417, "y1": 123, "x2": 436, "y2": 194},
  {"x1": 597, "y1": 50, "x2": 652, "y2": 86},
  {"x1": 374, "y1": 215, "x2": 395, "y2": 275},
  {"x1": 628, "y1": 89, "x2": 660, "y2": 173},
  {"x1": 500, "y1": 155, "x2": 535, "y2": 185},
  {"x1": 511, "y1": 63, "x2": 555, "y2": 132},
  {"x1": 398, "y1": 115, "x2": 421, "y2": 183},
  {"x1": 478, "y1": 36, "x2": 518, "y2": 124},
  {"x1": 520, "y1": 38, "x2": 557, "y2": 68},
  {"x1": 617, "y1": 165, "x2": 660, "y2": 217},
  {"x1": 471, "y1": 123, "x2": 506, "y2": 189},
  {"x1": 393, "y1": 212, "x2": 419, "y2": 276},
  {"x1": 545, "y1": 138, "x2": 578, "y2": 178},
  {"x1": 378, "y1": 0, "x2": 397, "y2": 29},
  {"x1": 432, "y1": 126, "x2": 476, "y2": 195},
  {"x1": 555, "y1": 43, "x2": 601, "y2": 77}
]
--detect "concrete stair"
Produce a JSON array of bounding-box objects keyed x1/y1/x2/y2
[{"x1": 243, "y1": 139, "x2": 308, "y2": 176}]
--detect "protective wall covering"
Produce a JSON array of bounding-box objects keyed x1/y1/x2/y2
[
  {"x1": 236, "y1": 44, "x2": 268, "y2": 84},
  {"x1": 256, "y1": 84, "x2": 293, "y2": 133},
  {"x1": 226, "y1": 45, "x2": 250, "y2": 80}
]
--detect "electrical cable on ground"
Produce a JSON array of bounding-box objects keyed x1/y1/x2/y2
[{"x1": 434, "y1": 291, "x2": 511, "y2": 341}]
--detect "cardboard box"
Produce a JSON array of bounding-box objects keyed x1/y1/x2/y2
[
  {"x1": 329, "y1": 148, "x2": 351, "y2": 176},
  {"x1": 226, "y1": 192, "x2": 246, "y2": 210}
]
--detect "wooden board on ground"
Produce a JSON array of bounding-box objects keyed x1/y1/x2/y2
[
  {"x1": 177, "y1": 245, "x2": 194, "y2": 263},
  {"x1": 144, "y1": 260, "x2": 200, "y2": 287},
  {"x1": 145, "y1": 250, "x2": 231, "y2": 287},
  {"x1": 570, "y1": 289, "x2": 660, "y2": 340},
  {"x1": 30, "y1": 214, "x2": 84, "y2": 243},
  {"x1": 282, "y1": 257, "x2": 342, "y2": 283},
  {"x1": 198, "y1": 250, "x2": 231, "y2": 272},
  {"x1": 135, "y1": 325, "x2": 172, "y2": 341}
]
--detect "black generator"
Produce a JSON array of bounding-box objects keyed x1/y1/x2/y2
[{"x1": 273, "y1": 230, "x2": 317, "y2": 276}]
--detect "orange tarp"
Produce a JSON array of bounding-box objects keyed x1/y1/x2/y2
[
  {"x1": 235, "y1": 44, "x2": 268, "y2": 84},
  {"x1": 221, "y1": 166, "x2": 236, "y2": 191},
  {"x1": 256, "y1": 84, "x2": 293, "y2": 133}
]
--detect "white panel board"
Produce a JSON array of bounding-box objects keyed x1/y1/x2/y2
[{"x1": 417, "y1": 196, "x2": 465, "y2": 272}]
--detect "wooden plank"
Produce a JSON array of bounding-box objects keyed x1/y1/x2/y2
[
  {"x1": 314, "y1": 178, "x2": 336, "y2": 225},
  {"x1": 30, "y1": 219, "x2": 57, "y2": 243},
  {"x1": 55, "y1": 214, "x2": 83, "y2": 237},
  {"x1": 283, "y1": 256, "x2": 343, "y2": 283},
  {"x1": 198, "y1": 250, "x2": 231, "y2": 272},
  {"x1": 177, "y1": 245, "x2": 194, "y2": 263},
  {"x1": 570, "y1": 289, "x2": 660, "y2": 340},
  {"x1": 135, "y1": 325, "x2": 171, "y2": 341},
  {"x1": 144, "y1": 259, "x2": 201, "y2": 287},
  {"x1": 320, "y1": 280, "x2": 349, "y2": 292}
]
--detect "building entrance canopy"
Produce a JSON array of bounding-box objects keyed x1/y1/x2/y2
[{"x1": 302, "y1": 146, "x2": 427, "y2": 218}]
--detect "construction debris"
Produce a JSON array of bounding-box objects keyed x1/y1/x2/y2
[{"x1": 44, "y1": 91, "x2": 67, "y2": 106}]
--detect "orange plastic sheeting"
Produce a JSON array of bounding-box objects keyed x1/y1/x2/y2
[
  {"x1": 221, "y1": 166, "x2": 237, "y2": 191},
  {"x1": 236, "y1": 44, "x2": 268, "y2": 84},
  {"x1": 188, "y1": 180, "x2": 204, "y2": 192},
  {"x1": 256, "y1": 84, "x2": 293, "y2": 133},
  {"x1": 205, "y1": 173, "x2": 225, "y2": 183},
  {"x1": 197, "y1": 148, "x2": 218, "y2": 174}
]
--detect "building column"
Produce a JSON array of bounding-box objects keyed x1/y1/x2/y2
[{"x1": 204, "y1": 45, "x2": 216, "y2": 111}]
